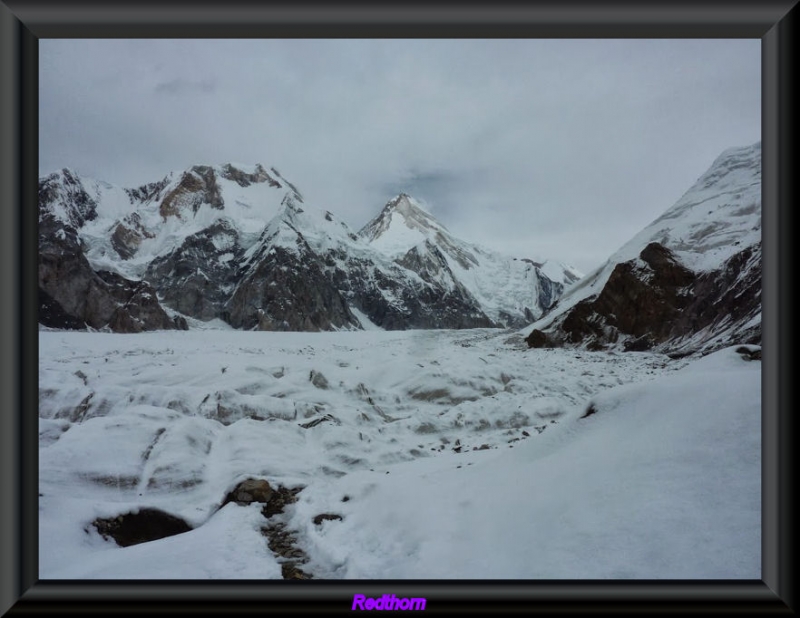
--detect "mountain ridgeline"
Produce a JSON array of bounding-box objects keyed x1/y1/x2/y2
[
  {"x1": 38, "y1": 165, "x2": 578, "y2": 333},
  {"x1": 525, "y1": 141, "x2": 762, "y2": 356},
  {"x1": 38, "y1": 142, "x2": 762, "y2": 355}
]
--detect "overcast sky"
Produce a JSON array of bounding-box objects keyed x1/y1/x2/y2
[{"x1": 40, "y1": 39, "x2": 760, "y2": 273}]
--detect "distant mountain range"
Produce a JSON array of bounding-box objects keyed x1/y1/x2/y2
[
  {"x1": 525, "y1": 141, "x2": 762, "y2": 356},
  {"x1": 38, "y1": 164, "x2": 579, "y2": 333}
]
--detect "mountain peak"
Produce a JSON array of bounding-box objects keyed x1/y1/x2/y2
[{"x1": 359, "y1": 193, "x2": 446, "y2": 256}]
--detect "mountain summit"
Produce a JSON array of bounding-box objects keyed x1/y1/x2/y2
[
  {"x1": 360, "y1": 193, "x2": 581, "y2": 327},
  {"x1": 38, "y1": 168, "x2": 571, "y2": 332}
]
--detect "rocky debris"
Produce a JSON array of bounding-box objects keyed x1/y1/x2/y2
[
  {"x1": 91, "y1": 508, "x2": 192, "y2": 547},
  {"x1": 261, "y1": 520, "x2": 313, "y2": 579},
  {"x1": 222, "y1": 478, "x2": 274, "y2": 506},
  {"x1": 261, "y1": 485, "x2": 304, "y2": 519},
  {"x1": 255, "y1": 484, "x2": 312, "y2": 579},
  {"x1": 312, "y1": 513, "x2": 343, "y2": 525}
]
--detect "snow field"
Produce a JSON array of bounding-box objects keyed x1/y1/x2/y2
[{"x1": 38, "y1": 329, "x2": 759, "y2": 579}]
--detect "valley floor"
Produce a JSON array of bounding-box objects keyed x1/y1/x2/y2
[{"x1": 38, "y1": 328, "x2": 760, "y2": 579}]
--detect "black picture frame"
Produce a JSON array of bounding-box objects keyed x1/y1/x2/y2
[{"x1": 1, "y1": 1, "x2": 795, "y2": 614}]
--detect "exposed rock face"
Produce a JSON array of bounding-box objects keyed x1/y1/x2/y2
[
  {"x1": 39, "y1": 168, "x2": 98, "y2": 229},
  {"x1": 220, "y1": 162, "x2": 281, "y2": 188},
  {"x1": 159, "y1": 165, "x2": 224, "y2": 219},
  {"x1": 111, "y1": 212, "x2": 154, "y2": 260},
  {"x1": 146, "y1": 219, "x2": 243, "y2": 321},
  {"x1": 225, "y1": 244, "x2": 361, "y2": 331},
  {"x1": 39, "y1": 214, "x2": 177, "y2": 333},
  {"x1": 331, "y1": 251, "x2": 496, "y2": 330},
  {"x1": 38, "y1": 287, "x2": 87, "y2": 330},
  {"x1": 526, "y1": 241, "x2": 761, "y2": 354}
]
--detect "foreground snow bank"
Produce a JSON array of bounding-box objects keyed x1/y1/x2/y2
[{"x1": 292, "y1": 345, "x2": 760, "y2": 579}]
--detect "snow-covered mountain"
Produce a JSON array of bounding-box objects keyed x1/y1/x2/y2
[
  {"x1": 359, "y1": 194, "x2": 582, "y2": 327},
  {"x1": 38, "y1": 165, "x2": 570, "y2": 332},
  {"x1": 525, "y1": 141, "x2": 762, "y2": 355}
]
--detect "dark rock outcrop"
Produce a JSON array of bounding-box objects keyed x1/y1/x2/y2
[
  {"x1": 145, "y1": 219, "x2": 243, "y2": 321},
  {"x1": 526, "y1": 241, "x2": 761, "y2": 355},
  {"x1": 225, "y1": 243, "x2": 361, "y2": 331},
  {"x1": 111, "y1": 212, "x2": 154, "y2": 260},
  {"x1": 39, "y1": 214, "x2": 177, "y2": 333},
  {"x1": 222, "y1": 478, "x2": 274, "y2": 506},
  {"x1": 38, "y1": 287, "x2": 87, "y2": 330},
  {"x1": 92, "y1": 508, "x2": 192, "y2": 547},
  {"x1": 159, "y1": 165, "x2": 224, "y2": 219},
  {"x1": 39, "y1": 169, "x2": 98, "y2": 229}
]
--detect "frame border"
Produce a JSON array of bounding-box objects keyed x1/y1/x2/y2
[{"x1": 2, "y1": 1, "x2": 795, "y2": 614}]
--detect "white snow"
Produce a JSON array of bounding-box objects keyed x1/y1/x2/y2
[{"x1": 39, "y1": 329, "x2": 760, "y2": 579}]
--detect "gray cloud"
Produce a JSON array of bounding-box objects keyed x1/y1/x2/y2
[
  {"x1": 39, "y1": 39, "x2": 760, "y2": 273},
  {"x1": 154, "y1": 78, "x2": 216, "y2": 96}
]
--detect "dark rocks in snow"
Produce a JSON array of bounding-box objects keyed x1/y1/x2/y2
[
  {"x1": 220, "y1": 163, "x2": 282, "y2": 188},
  {"x1": 309, "y1": 370, "x2": 330, "y2": 389},
  {"x1": 260, "y1": 485, "x2": 304, "y2": 519},
  {"x1": 299, "y1": 414, "x2": 338, "y2": 429},
  {"x1": 525, "y1": 328, "x2": 552, "y2": 349},
  {"x1": 562, "y1": 242, "x2": 696, "y2": 346},
  {"x1": 91, "y1": 508, "x2": 192, "y2": 547},
  {"x1": 223, "y1": 478, "x2": 274, "y2": 506},
  {"x1": 312, "y1": 513, "x2": 343, "y2": 525},
  {"x1": 736, "y1": 346, "x2": 762, "y2": 361},
  {"x1": 580, "y1": 402, "x2": 598, "y2": 419}
]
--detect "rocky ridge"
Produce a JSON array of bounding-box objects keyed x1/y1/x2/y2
[{"x1": 525, "y1": 141, "x2": 762, "y2": 355}]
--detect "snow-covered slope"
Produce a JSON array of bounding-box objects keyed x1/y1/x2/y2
[
  {"x1": 360, "y1": 193, "x2": 582, "y2": 326},
  {"x1": 39, "y1": 329, "x2": 760, "y2": 579},
  {"x1": 526, "y1": 141, "x2": 761, "y2": 355}
]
